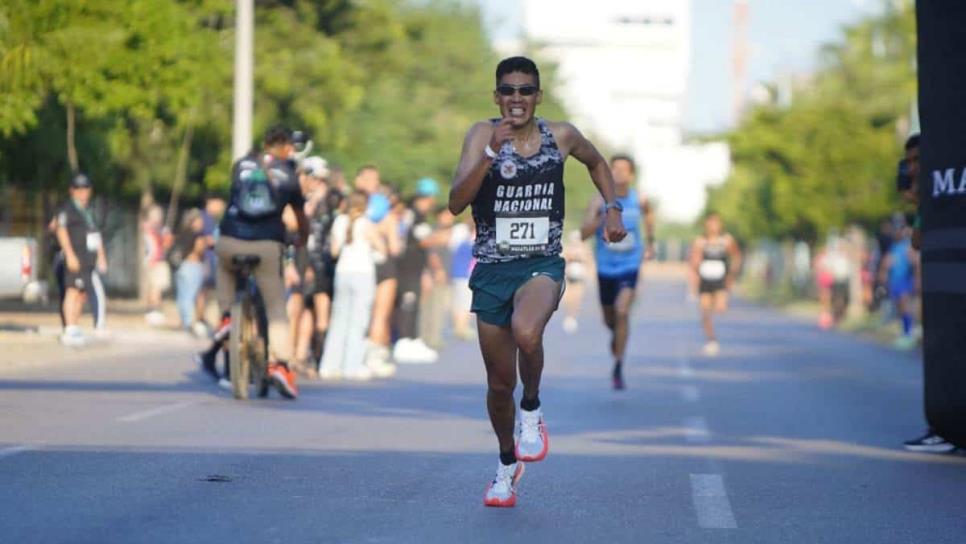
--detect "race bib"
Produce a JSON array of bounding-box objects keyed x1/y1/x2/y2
[
  {"x1": 699, "y1": 260, "x2": 726, "y2": 281},
  {"x1": 606, "y1": 232, "x2": 636, "y2": 252},
  {"x1": 86, "y1": 232, "x2": 102, "y2": 252},
  {"x1": 495, "y1": 216, "x2": 549, "y2": 255}
]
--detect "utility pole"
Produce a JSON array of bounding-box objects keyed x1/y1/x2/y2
[
  {"x1": 731, "y1": 0, "x2": 749, "y2": 125},
  {"x1": 232, "y1": 0, "x2": 254, "y2": 161}
]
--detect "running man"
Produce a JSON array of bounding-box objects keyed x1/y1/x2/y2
[
  {"x1": 580, "y1": 154, "x2": 655, "y2": 390},
  {"x1": 449, "y1": 56, "x2": 626, "y2": 507},
  {"x1": 689, "y1": 212, "x2": 742, "y2": 356}
]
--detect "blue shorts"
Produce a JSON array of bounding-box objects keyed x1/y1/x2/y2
[
  {"x1": 597, "y1": 271, "x2": 639, "y2": 306},
  {"x1": 889, "y1": 279, "x2": 914, "y2": 299}
]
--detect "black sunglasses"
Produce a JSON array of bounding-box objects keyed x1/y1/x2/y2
[{"x1": 496, "y1": 84, "x2": 539, "y2": 97}]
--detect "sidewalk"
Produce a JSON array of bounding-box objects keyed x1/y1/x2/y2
[{"x1": 0, "y1": 299, "x2": 209, "y2": 371}]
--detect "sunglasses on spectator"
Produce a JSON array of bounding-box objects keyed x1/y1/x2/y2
[{"x1": 495, "y1": 84, "x2": 539, "y2": 96}]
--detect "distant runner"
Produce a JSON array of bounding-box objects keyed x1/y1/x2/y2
[
  {"x1": 580, "y1": 154, "x2": 655, "y2": 390},
  {"x1": 689, "y1": 212, "x2": 741, "y2": 356}
]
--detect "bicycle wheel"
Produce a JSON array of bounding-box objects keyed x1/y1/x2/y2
[
  {"x1": 252, "y1": 330, "x2": 269, "y2": 398},
  {"x1": 228, "y1": 301, "x2": 251, "y2": 400}
]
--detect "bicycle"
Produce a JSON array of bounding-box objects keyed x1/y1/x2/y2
[{"x1": 228, "y1": 254, "x2": 270, "y2": 400}]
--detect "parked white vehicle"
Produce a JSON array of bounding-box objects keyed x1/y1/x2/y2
[{"x1": 0, "y1": 236, "x2": 44, "y2": 302}]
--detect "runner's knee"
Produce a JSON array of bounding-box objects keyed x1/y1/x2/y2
[{"x1": 511, "y1": 320, "x2": 543, "y2": 355}]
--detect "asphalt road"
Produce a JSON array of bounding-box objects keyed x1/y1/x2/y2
[{"x1": 1, "y1": 277, "x2": 965, "y2": 543}]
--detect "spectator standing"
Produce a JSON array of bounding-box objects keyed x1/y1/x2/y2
[
  {"x1": 393, "y1": 178, "x2": 441, "y2": 364},
  {"x1": 142, "y1": 204, "x2": 172, "y2": 326},
  {"x1": 172, "y1": 208, "x2": 210, "y2": 336},
  {"x1": 55, "y1": 173, "x2": 107, "y2": 346},
  {"x1": 319, "y1": 191, "x2": 385, "y2": 381},
  {"x1": 197, "y1": 194, "x2": 225, "y2": 328}
]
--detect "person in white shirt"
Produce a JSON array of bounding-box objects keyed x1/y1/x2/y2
[{"x1": 319, "y1": 191, "x2": 386, "y2": 380}]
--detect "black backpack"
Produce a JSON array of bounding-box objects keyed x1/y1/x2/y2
[{"x1": 233, "y1": 156, "x2": 284, "y2": 219}]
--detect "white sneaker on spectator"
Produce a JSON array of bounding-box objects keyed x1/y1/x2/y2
[
  {"x1": 145, "y1": 310, "x2": 166, "y2": 327},
  {"x1": 59, "y1": 326, "x2": 86, "y2": 348},
  {"x1": 367, "y1": 350, "x2": 397, "y2": 378},
  {"x1": 191, "y1": 321, "x2": 210, "y2": 339},
  {"x1": 411, "y1": 338, "x2": 438, "y2": 362},
  {"x1": 394, "y1": 338, "x2": 437, "y2": 364},
  {"x1": 344, "y1": 366, "x2": 373, "y2": 381}
]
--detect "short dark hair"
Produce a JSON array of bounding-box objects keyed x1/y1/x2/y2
[
  {"x1": 203, "y1": 191, "x2": 225, "y2": 202},
  {"x1": 496, "y1": 56, "x2": 540, "y2": 89},
  {"x1": 610, "y1": 154, "x2": 636, "y2": 172},
  {"x1": 263, "y1": 125, "x2": 293, "y2": 147},
  {"x1": 905, "y1": 133, "x2": 920, "y2": 150},
  {"x1": 356, "y1": 164, "x2": 379, "y2": 177}
]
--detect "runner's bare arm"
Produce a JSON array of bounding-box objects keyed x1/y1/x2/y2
[
  {"x1": 726, "y1": 235, "x2": 742, "y2": 285},
  {"x1": 449, "y1": 122, "x2": 497, "y2": 215},
  {"x1": 552, "y1": 122, "x2": 625, "y2": 243},
  {"x1": 689, "y1": 238, "x2": 704, "y2": 293},
  {"x1": 579, "y1": 193, "x2": 604, "y2": 240},
  {"x1": 641, "y1": 195, "x2": 656, "y2": 260}
]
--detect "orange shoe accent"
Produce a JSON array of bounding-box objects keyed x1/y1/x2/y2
[
  {"x1": 515, "y1": 424, "x2": 549, "y2": 463},
  {"x1": 483, "y1": 463, "x2": 525, "y2": 508},
  {"x1": 269, "y1": 363, "x2": 298, "y2": 399}
]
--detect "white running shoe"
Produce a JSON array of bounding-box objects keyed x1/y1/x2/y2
[
  {"x1": 702, "y1": 340, "x2": 720, "y2": 357},
  {"x1": 483, "y1": 461, "x2": 525, "y2": 507},
  {"x1": 562, "y1": 316, "x2": 578, "y2": 334},
  {"x1": 515, "y1": 408, "x2": 549, "y2": 462}
]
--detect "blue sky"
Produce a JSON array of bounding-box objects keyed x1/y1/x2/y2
[{"x1": 475, "y1": 0, "x2": 880, "y2": 134}]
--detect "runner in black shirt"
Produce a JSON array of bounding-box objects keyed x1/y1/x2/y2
[{"x1": 449, "y1": 57, "x2": 626, "y2": 507}]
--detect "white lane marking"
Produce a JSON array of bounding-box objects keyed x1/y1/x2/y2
[
  {"x1": 684, "y1": 416, "x2": 711, "y2": 443},
  {"x1": 677, "y1": 351, "x2": 695, "y2": 378},
  {"x1": 117, "y1": 400, "x2": 203, "y2": 423},
  {"x1": 681, "y1": 385, "x2": 701, "y2": 403},
  {"x1": 0, "y1": 445, "x2": 37, "y2": 458},
  {"x1": 690, "y1": 474, "x2": 738, "y2": 529}
]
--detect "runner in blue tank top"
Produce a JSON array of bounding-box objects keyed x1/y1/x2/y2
[
  {"x1": 580, "y1": 154, "x2": 655, "y2": 390},
  {"x1": 449, "y1": 57, "x2": 627, "y2": 508}
]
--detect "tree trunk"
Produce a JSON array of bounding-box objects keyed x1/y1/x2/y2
[
  {"x1": 66, "y1": 102, "x2": 79, "y2": 175},
  {"x1": 165, "y1": 118, "x2": 195, "y2": 232}
]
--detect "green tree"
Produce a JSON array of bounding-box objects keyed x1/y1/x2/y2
[{"x1": 706, "y1": 0, "x2": 916, "y2": 244}]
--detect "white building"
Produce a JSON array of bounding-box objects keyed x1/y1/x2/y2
[{"x1": 507, "y1": 0, "x2": 730, "y2": 222}]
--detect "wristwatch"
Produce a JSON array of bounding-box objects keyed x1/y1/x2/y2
[{"x1": 604, "y1": 200, "x2": 624, "y2": 214}]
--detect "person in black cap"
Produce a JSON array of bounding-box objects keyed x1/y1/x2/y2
[{"x1": 54, "y1": 173, "x2": 107, "y2": 346}]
